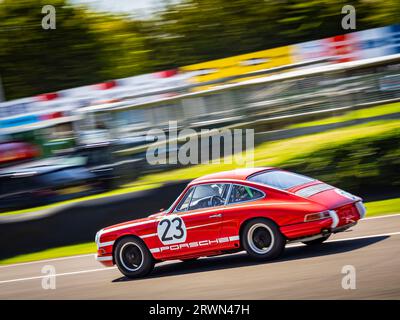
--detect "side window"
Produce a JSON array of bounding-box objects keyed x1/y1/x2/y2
[
  {"x1": 228, "y1": 185, "x2": 264, "y2": 204},
  {"x1": 175, "y1": 187, "x2": 194, "y2": 212},
  {"x1": 187, "y1": 183, "x2": 230, "y2": 210}
]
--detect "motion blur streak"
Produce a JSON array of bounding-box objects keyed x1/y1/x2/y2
[
  {"x1": 0, "y1": 1, "x2": 399, "y2": 298},
  {"x1": 1, "y1": 215, "x2": 399, "y2": 299}
]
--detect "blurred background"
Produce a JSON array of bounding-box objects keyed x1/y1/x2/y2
[{"x1": 0, "y1": 0, "x2": 399, "y2": 260}]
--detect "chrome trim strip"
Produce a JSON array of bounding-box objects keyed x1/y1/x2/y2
[
  {"x1": 224, "y1": 183, "x2": 233, "y2": 205},
  {"x1": 101, "y1": 220, "x2": 151, "y2": 234},
  {"x1": 287, "y1": 234, "x2": 325, "y2": 244},
  {"x1": 329, "y1": 210, "x2": 339, "y2": 228},
  {"x1": 95, "y1": 255, "x2": 113, "y2": 262},
  {"x1": 140, "y1": 233, "x2": 157, "y2": 239},
  {"x1": 187, "y1": 220, "x2": 224, "y2": 230},
  {"x1": 98, "y1": 240, "x2": 115, "y2": 248},
  {"x1": 295, "y1": 183, "x2": 334, "y2": 198},
  {"x1": 355, "y1": 201, "x2": 366, "y2": 219}
]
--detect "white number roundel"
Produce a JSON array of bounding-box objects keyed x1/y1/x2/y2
[{"x1": 157, "y1": 215, "x2": 187, "y2": 245}]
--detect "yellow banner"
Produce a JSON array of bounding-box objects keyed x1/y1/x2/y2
[{"x1": 182, "y1": 46, "x2": 293, "y2": 88}]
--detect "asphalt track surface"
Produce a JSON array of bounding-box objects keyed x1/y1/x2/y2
[{"x1": 1, "y1": 214, "x2": 400, "y2": 300}]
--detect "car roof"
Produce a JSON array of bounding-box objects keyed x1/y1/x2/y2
[{"x1": 189, "y1": 167, "x2": 275, "y2": 185}]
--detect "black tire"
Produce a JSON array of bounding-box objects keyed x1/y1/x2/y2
[
  {"x1": 302, "y1": 234, "x2": 331, "y2": 246},
  {"x1": 241, "y1": 218, "x2": 285, "y2": 260},
  {"x1": 114, "y1": 236, "x2": 154, "y2": 278}
]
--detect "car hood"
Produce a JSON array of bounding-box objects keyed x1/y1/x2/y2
[
  {"x1": 102, "y1": 215, "x2": 157, "y2": 232},
  {"x1": 289, "y1": 182, "x2": 360, "y2": 210}
]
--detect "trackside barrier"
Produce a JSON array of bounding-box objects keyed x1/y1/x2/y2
[{"x1": 0, "y1": 181, "x2": 188, "y2": 260}]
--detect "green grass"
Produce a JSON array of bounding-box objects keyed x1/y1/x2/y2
[
  {"x1": 365, "y1": 198, "x2": 400, "y2": 217},
  {"x1": 1, "y1": 119, "x2": 399, "y2": 217},
  {"x1": 133, "y1": 119, "x2": 400, "y2": 186},
  {"x1": 287, "y1": 102, "x2": 400, "y2": 129},
  {"x1": 0, "y1": 197, "x2": 398, "y2": 266},
  {"x1": 0, "y1": 242, "x2": 97, "y2": 265},
  {"x1": 0, "y1": 182, "x2": 161, "y2": 217}
]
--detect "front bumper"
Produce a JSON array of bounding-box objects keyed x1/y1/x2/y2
[{"x1": 95, "y1": 254, "x2": 114, "y2": 267}]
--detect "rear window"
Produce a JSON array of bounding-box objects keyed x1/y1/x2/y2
[
  {"x1": 247, "y1": 170, "x2": 314, "y2": 190},
  {"x1": 228, "y1": 185, "x2": 264, "y2": 204}
]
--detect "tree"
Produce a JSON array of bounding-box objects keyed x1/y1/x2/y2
[
  {"x1": 139, "y1": 0, "x2": 392, "y2": 69},
  {"x1": 0, "y1": 0, "x2": 108, "y2": 99},
  {"x1": 0, "y1": 0, "x2": 398, "y2": 99}
]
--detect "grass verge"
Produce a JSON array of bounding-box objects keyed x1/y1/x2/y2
[
  {"x1": 133, "y1": 119, "x2": 400, "y2": 185},
  {"x1": 364, "y1": 198, "x2": 400, "y2": 217},
  {"x1": 0, "y1": 182, "x2": 161, "y2": 217},
  {"x1": 0, "y1": 242, "x2": 96, "y2": 265},
  {"x1": 1, "y1": 119, "x2": 399, "y2": 217},
  {"x1": 0, "y1": 197, "x2": 399, "y2": 265},
  {"x1": 286, "y1": 102, "x2": 400, "y2": 129}
]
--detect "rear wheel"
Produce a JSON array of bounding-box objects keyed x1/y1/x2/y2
[
  {"x1": 114, "y1": 236, "x2": 154, "y2": 278},
  {"x1": 302, "y1": 234, "x2": 331, "y2": 246},
  {"x1": 242, "y1": 218, "x2": 285, "y2": 260}
]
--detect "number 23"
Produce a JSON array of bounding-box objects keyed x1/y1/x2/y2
[{"x1": 159, "y1": 217, "x2": 185, "y2": 241}]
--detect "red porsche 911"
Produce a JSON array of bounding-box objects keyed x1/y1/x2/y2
[{"x1": 95, "y1": 167, "x2": 366, "y2": 278}]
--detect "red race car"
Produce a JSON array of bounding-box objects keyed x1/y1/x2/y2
[{"x1": 95, "y1": 167, "x2": 366, "y2": 278}]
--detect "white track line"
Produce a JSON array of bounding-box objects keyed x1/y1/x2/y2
[
  {"x1": 0, "y1": 267, "x2": 117, "y2": 285},
  {"x1": 286, "y1": 231, "x2": 400, "y2": 248},
  {"x1": 1, "y1": 230, "x2": 400, "y2": 285},
  {"x1": 363, "y1": 213, "x2": 400, "y2": 220},
  {"x1": 0, "y1": 213, "x2": 399, "y2": 269},
  {"x1": 328, "y1": 231, "x2": 400, "y2": 242},
  {"x1": 0, "y1": 254, "x2": 95, "y2": 269}
]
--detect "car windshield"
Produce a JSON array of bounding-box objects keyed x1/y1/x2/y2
[{"x1": 247, "y1": 170, "x2": 314, "y2": 190}]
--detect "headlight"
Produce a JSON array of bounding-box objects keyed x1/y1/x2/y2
[{"x1": 304, "y1": 210, "x2": 331, "y2": 222}]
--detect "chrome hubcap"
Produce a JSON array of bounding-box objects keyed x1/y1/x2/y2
[
  {"x1": 247, "y1": 223, "x2": 274, "y2": 254},
  {"x1": 119, "y1": 242, "x2": 144, "y2": 272}
]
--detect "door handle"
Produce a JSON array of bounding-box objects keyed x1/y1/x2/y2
[{"x1": 209, "y1": 214, "x2": 222, "y2": 218}]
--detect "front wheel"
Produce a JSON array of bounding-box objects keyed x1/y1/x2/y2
[
  {"x1": 114, "y1": 236, "x2": 154, "y2": 278},
  {"x1": 242, "y1": 218, "x2": 285, "y2": 260}
]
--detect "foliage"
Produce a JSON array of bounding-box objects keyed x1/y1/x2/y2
[
  {"x1": 0, "y1": 0, "x2": 105, "y2": 98},
  {"x1": 0, "y1": 0, "x2": 150, "y2": 99},
  {"x1": 1, "y1": 120, "x2": 399, "y2": 216},
  {"x1": 282, "y1": 126, "x2": 400, "y2": 195},
  {"x1": 0, "y1": 0, "x2": 399, "y2": 99},
  {"x1": 287, "y1": 102, "x2": 400, "y2": 129}
]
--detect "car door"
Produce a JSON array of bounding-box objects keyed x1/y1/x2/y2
[
  {"x1": 155, "y1": 183, "x2": 230, "y2": 258},
  {"x1": 220, "y1": 183, "x2": 266, "y2": 238}
]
